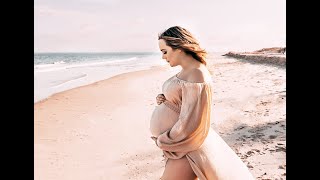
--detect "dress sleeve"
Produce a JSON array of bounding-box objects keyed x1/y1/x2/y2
[{"x1": 156, "y1": 82, "x2": 213, "y2": 153}]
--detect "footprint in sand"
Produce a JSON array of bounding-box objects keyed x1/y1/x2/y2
[
  {"x1": 250, "y1": 133, "x2": 265, "y2": 139},
  {"x1": 269, "y1": 135, "x2": 277, "y2": 139},
  {"x1": 266, "y1": 121, "x2": 280, "y2": 126},
  {"x1": 235, "y1": 125, "x2": 246, "y2": 131},
  {"x1": 259, "y1": 101, "x2": 270, "y2": 106},
  {"x1": 247, "y1": 164, "x2": 254, "y2": 169},
  {"x1": 246, "y1": 150, "x2": 255, "y2": 156},
  {"x1": 275, "y1": 146, "x2": 286, "y2": 152}
]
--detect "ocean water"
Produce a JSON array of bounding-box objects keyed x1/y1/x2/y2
[{"x1": 34, "y1": 52, "x2": 167, "y2": 103}]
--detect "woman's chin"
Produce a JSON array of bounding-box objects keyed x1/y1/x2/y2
[{"x1": 168, "y1": 63, "x2": 176, "y2": 67}]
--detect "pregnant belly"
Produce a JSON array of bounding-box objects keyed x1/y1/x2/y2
[{"x1": 150, "y1": 101, "x2": 179, "y2": 137}]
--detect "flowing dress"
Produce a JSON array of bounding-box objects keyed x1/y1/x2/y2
[{"x1": 150, "y1": 73, "x2": 255, "y2": 180}]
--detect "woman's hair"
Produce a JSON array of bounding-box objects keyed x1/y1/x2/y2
[{"x1": 158, "y1": 26, "x2": 207, "y2": 65}]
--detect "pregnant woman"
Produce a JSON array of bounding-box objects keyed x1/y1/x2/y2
[{"x1": 150, "y1": 26, "x2": 254, "y2": 180}]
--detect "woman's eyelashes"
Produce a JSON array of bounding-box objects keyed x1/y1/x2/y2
[{"x1": 163, "y1": 51, "x2": 167, "y2": 54}]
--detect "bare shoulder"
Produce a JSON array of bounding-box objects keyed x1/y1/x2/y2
[{"x1": 186, "y1": 68, "x2": 210, "y2": 83}]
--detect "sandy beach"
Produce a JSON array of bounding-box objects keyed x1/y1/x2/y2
[{"x1": 34, "y1": 54, "x2": 286, "y2": 179}]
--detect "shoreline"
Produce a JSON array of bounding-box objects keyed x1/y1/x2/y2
[
  {"x1": 35, "y1": 55, "x2": 286, "y2": 179},
  {"x1": 34, "y1": 64, "x2": 169, "y2": 104},
  {"x1": 34, "y1": 52, "x2": 167, "y2": 103}
]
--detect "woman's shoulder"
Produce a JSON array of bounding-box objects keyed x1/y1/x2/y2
[
  {"x1": 181, "y1": 68, "x2": 211, "y2": 83},
  {"x1": 187, "y1": 68, "x2": 206, "y2": 83}
]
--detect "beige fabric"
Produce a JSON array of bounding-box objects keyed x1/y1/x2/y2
[{"x1": 150, "y1": 73, "x2": 255, "y2": 180}]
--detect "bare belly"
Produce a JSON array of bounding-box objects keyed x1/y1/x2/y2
[{"x1": 150, "y1": 102, "x2": 179, "y2": 137}]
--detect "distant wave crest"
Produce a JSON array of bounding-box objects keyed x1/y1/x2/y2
[{"x1": 34, "y1": 57, "x2": 140, "y2": 73}]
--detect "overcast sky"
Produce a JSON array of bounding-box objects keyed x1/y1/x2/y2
[{"x1": 34, "y1": 0, "x2": 286, "y2": 53}]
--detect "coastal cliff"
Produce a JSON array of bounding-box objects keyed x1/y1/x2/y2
[{"x1": 223, "y1": 47, "x2": 286, "y2": 66}]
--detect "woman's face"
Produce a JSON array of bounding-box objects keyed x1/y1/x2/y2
[{"x1": 158, "y1": 39, "x2": 181, "y2": 67}]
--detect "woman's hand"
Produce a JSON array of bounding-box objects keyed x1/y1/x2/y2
[{"x1": 156, "y1": 94, "x2": 166, "y2": 105}]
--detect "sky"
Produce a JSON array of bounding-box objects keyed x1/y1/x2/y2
[{"x1": 34, "y1": 0, "x2": 286, "y2": 53}]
